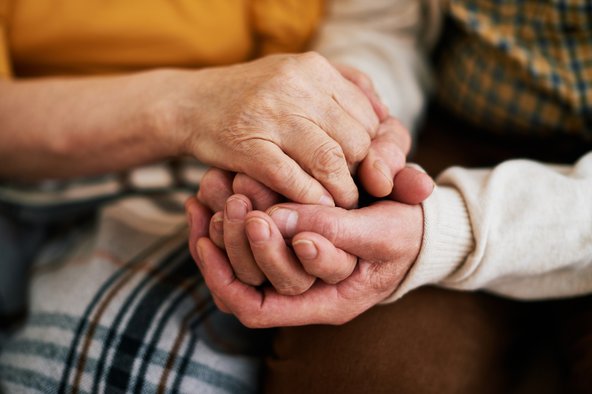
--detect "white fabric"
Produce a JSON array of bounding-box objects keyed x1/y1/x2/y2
[{"x1": 322, "y1": 0, "x2": 592, "y2": 302}]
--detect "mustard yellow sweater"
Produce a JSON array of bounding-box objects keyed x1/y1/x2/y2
[{"x1": 0, "y1": 0, "x2": 322, "y2": 78}]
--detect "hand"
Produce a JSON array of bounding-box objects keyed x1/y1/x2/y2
[
  {"x1": 168, "y1": 52, "x2": 382, "y2": 209},
  {"x1": 185, "y1": 197, "x2": 424, "y2": 327},
  {"x1": 333, "y1": 63, "x2": 390, "y2": 122},
  {"x1": 193, "y1": 119, "x2": 433, "y2": 286}
]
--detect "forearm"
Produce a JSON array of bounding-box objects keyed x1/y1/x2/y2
[
  {"x1": 388, "y1": 152, "x2": 592, "y2": 301},
  {"x1": 0, "y1": 70, "x2": 184, "y2": 181}
]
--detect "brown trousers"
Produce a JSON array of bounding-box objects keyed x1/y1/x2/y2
[{"x1": 263, "y1": 109, "x2": 592, "y2": 394}]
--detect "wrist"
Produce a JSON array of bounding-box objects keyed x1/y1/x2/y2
[
  {"x1": 141, "y1": 68, "x2": 203, "y2": 159},
  {"x1": 381, "y1": 186, "x2": 474, "y2": 303}
]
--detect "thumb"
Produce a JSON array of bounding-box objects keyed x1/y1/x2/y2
[{"x1": 185, "y1": 197, "x2": 213, "y2": 263}]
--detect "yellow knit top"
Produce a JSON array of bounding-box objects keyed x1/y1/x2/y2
[{"x1": 0, "y1": 0, "x2": 323, "y2": 78}]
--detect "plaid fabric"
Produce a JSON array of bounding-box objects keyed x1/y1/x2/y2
[
  {"x1": 436, "y1": 0, "x2": 592, "y2": 139},
  {"x1": 0, "y1": 159, "x2": 208, "y2": 317},
  {"x1": 0, "y1": 189, "x2": 265, "y2": 393}
]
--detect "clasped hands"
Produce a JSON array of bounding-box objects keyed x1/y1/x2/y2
[{"x1": 185, "y1": 62, "x2": 433, "y2": 328}]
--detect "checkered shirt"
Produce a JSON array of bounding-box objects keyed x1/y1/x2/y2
[{"x1": 436, "y1": 0, "x2": 592, "y2": 138}]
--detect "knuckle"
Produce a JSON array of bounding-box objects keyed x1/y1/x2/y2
[
  {"x1": 234, "y1": 268, "x2": 265, "y2": 287},
  {"x1": 367, "y1": 264, "x2": 397, "y2": 293},
  {"x1": 276, "y1": 278, "x2": 313, "y2": 296},
  {"x1": 273, "y1": 57, "x2": 305, "y2": 85},
  {"x1": 299, "y1": 51, "x2": 327, "y2": 67},
  {"x1": 276, "y1": 285, "x2": 304, "y2": 296},
  {"x1": 266, "y1": 159, "x2": 316, "y2": 204},
  {"x1": 348, "y1": 133, "x2": 371, "y2": 163},
  {"x1": 266, "y1": 158, "x2": 295, "y2": 188},
  {"x1": 275, "y1": 65, "x2": 298, "y2": 84},
  {"x1": 311, "y1": 141, "x2": 347, "y2": 179},
  {"x1": 291, "y1": 177, "x2": 316, "y2": 204},
  {"x1": 310, "y1": 210, "x2": 343, "y2": 244}
]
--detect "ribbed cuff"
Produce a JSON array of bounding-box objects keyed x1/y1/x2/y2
[{"x1": 381, "y1": 186, "x2": 475, "y2": 303}]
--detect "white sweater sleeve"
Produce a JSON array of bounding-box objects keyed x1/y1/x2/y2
[
  {"x1": 310, "y1": 0, "x2": 442, "y2": 134},
  {"x1": 387, "y1": 151, "x2": 592, "y2": 301}
]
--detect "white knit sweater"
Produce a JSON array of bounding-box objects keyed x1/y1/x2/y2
[{"x1": 314, "y1": 0, "x2": 592, "y2": 302}]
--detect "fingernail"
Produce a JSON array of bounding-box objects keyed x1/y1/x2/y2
[
  {"x1": 245, "y1": 218, "x2": 271, "y2": 243},
  {"x1": 268, "y1": 207, "x2": 298, "y2": 237},
  {"x1": 226, "y1": 198, "x2": 247, "y2": 221},
  {"x1": 186, "y1": 211, "x2": 193, "y2": 227},
  {"x1": 374, "y1": 160, "x2": 393, "y2": 188},
  {"x1": 196, "y1": 241, "x2": 205, "y2": 265},
  {"x1": 319, "y1": 193, "x2": 334, "y2": 207},
  {"x1": 406, "y1": 163, "x2": 427, "y2": 174},
  {"x1": 293, "y1": 239, "x2": 318, "y2": 260},
  {"x1": 212, "y1": 215, "x2": 224, "y2": 234}
]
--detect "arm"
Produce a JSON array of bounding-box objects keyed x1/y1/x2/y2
[
  {"x1": 0, "y1": 71, "x2": 180, "y2": 180},
  {"x1": 392, "y1": 151, "x2": 592, "y2": 301},
  {"x1": 0, "y1": 54, "x2": 383, "y2": 208},
  {"x1": 187, "y1": 151, "x2": 592, "y2": 326},
  {"x1": 312, "y1": 0, "x2": 443, "y2": 133}
]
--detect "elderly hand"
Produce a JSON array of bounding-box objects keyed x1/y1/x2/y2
[
  {"x1": 193, "y1": 116, "x2": 433, "y2": 286},
  {"x1": 185, "y1": 197, "x2": 423, "y2": 327},
  {"x1": 168, "y1": 52, "x2": 383, "y2": 209}
]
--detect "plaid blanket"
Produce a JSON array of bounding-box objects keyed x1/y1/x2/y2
[{"x1": 0, "y1": 162, "x2": 266, "y2": 393}]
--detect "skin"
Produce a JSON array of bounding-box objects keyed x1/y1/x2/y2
[
  {"x1": 186, "y1": 118, "x2": 434, "y2": 326},
  {"x1": 186, "y1": 195, "x2": 424, "y2": 328},
  {"x1": 0, "y1": 52, "x2": 383, "y2": 208},
  {"x1": 193, "y1": 118, "x2": 434, "y2": 287}
]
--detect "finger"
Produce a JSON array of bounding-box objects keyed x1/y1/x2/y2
[
  {"x1": 211, "y1": 294, "x2": 231, "y2": 313},
  {"x1": 244, "y1": 212, "x2": 315, "y2": 296},
  {"x1": 308, "y1": 56, "x2": 379, "y2": 138},
  {"x1": 334, "y1": 63, "x2": 389, "y2": 122},
  {"x1": 184, "y1": 197, "x2": 212, "y2": 264},
  {"x1": 358, "y1": 118, "x2": 410, "y2": 198},
  {"x1": 197, "y1": 167, "x2": 235, "y2": 212},
  {"x1": 196, "y1": 237, "x2": 379, "y2": 327},
  {"x1": 209, "y1": 211, "x2": 225, "y2": 249},
  {"x1": 391, "y1": 166, "x2": 435, "y2": 205},
  {"x1": 242, "y1": 141, "x2": 336, "y2": 207},
  {"x1": 223, "y1": 194, "x2": 266, "y2": 286},
  {"x1": 279, "y1": 127, "x2": 359, "y2": 209},
  {"x1": 292, "y1": 232, "x2": 357, "y2": 284},
  {"x1": 305, "y1": 100, "x2": 372, "y2": 171},
  {"x1": 267, "y1": 201, "x2": 412, "y2": 261},
  {"x1": 232, "y1": 173, "x2": 281, "y2": 211}
]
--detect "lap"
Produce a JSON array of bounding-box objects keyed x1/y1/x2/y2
[
  {"x1": 0, "y1": 194, "x2": 263, "y2": 394},
  {"x1": 264, "y1": 287, "x2": 525, "y2": 394}
]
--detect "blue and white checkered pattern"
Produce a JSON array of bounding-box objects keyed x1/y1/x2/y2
[{"x1": 0, "y1": 193, "x2": 264, "y2": 394}]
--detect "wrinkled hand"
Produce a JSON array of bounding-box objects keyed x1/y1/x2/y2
[
  {"x1": 185, "y1": 197, "x2": 423, "y2": 327},
  {"x1": 171, "y1": 52, "x2": 384, "y2": 209},
  {"x1": 186, "y1": 61, "x2": 432, "y2": 298},
  {"x1": 193, "y1": 117, "x2": 433, "y2": 286}
]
